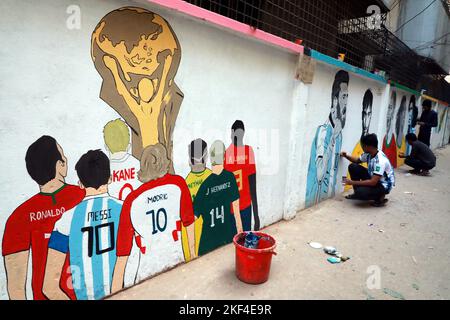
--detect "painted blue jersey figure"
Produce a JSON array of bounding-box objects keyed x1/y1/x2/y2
[
  {"x1": 305, "y1": 70, "x2": 349, "y2": 208},
  {"x1": 48, "y1": 194, "x2": 122, "y2": 300},
  {"x1": 305, "y1": 124, "x2": 343, "y2": 208}
]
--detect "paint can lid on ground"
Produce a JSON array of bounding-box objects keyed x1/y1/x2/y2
[{"x1": 308, "y1": 242, "x2": 323, "y2": 249}]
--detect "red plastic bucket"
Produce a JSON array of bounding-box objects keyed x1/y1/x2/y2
[{"x1": 233, "y1": 232, "x2": 277, "y2": 285}]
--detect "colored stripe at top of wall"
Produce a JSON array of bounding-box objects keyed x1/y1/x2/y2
[
  {"x1": 308, "y1": 49, "x2": 387, "y2": 84},
  {"x1": 422, "y1": 94, "x2": 449, "y2": 107},
  {"x1": 388, "y1": 81, "x2": 421, "y2": 96},
  {"x1": 147, "y1": 0, "x2": 303, "y2": 54}
]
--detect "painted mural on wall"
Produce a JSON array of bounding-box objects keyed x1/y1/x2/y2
[
  {"x1": 45, "y1": 150, "x2": 123, "y2": 300},
  {"x1": 91, "y1": 7, "x2": 183, "y2": 173},
  {"x1": 1, "y1": 6, "x2": 260, "y2": 300},
  {"x1": 224, "y1": 121, "x2": 260, "y2": 232},
  {"x1": 2, "y1": 136, "x2": 85, "y2": 300},
  {"x1": 344, "y1": 89, "x2": 373, "y2": 192},
  {"x1": 305, "y1": 70, "x2": 348, "y2": 208},
  {"x1": 438, "y1": 106, "x2": 448, "y2": 133},
  {"x1": 111, "y1": 143, "x2": 196, "y2": 290},
  {"x1": 406, "y1": 96, "x2": 419, "y2": 156},
  {"x1": 382, "y1": 91, "x2": 398, "y2": 168},
  {"x1": 193, "y1": 140, "x2": 243, "y2": 256},
  {"x1": 183, "y1": 139, "x2": 211, "y2": 261},
  {"x1": 395, "y1": 96, "x2": 408, "y2": 167}
]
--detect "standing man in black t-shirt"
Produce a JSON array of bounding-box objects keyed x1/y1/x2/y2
[{"x1": 417, "y1": 100, "x2": 438, "y2": 147}]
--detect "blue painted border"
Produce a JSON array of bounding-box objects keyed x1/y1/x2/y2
[{"x1": 309, "y1": 49, "x2": 387, "y2": 84}]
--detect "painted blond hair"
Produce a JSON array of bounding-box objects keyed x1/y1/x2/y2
[
  {"x1": 138, "y1": 143, "x2": 170, "y2": 183},
  {"x1": 103, "y1": 119, "x2": 130, "y2": 153}
]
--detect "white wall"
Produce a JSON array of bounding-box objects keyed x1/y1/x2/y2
[
  {"x1": 0, "y1": 0, "x2": 296, "y2": 299},
  {"x1": 299, "y1": 62, "x2": 386, "y2": 207},
  {"x1": 431, "y1": 103, "x2": 449, "y2": 149},
  {"x1": 0, "y1": 0, "x2": 448, "y2": 300}
]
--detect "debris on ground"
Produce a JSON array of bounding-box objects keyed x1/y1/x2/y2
[
  {"x1": 412, "y1": 284, "x2": 419, "y2": 291},
  {"x1": 383, "y1": 288, "x2": 405, "y2": 300},
  {"x1": 400, "y1": 223, "x2": 407, "y2": 227},
  {"x1": 368, "y1": 223, "x2": 374, "y2": 227},
  {"x1": 324, "y1": 246, "x2": 338, "y2": 255},
  {"x1": 308, "y1": 242, "x2": 323, "y2": 249},
  {"x1": 327, "y1": 257, "x2": 341, "y2": 264},
  {"x1": 378, "y1": 229, "x2": 385, "y2": 233},
  {"x1": 323, "y1": 246, "x2": 350, "y2": 263},
  {"x1": 412, "y1": 256, "x2": 418, "y2": 264},
  {"x1": 428, "y1": 246, "x2": 434, "y2": 250},
  {"x1": 405, "y1": 173, "x2": 412, "y2": 177},
  {"x1": 363, "y1": 290, "x2": 376, "y2": 300},
  {"x1": 404, "y1": 191, "x2": 413, "y2": 195}
]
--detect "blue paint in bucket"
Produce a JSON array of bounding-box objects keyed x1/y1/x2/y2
[{"x1": 244, "y1": 232, "x2": 261, "y2": 249}]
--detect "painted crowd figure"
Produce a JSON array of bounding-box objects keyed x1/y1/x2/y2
[
  {"x1": 103, "y1": 119, "x2": 142, "y2": 287},
  {"x1": 104, "y1": 119, "x2": 141, "y2": 201},
  {"x1": 112, "y1": 144, "x2": 196, "y2": 292},
  {"x1": 3, "y1": 6, "x2": 259, "y2": 301},
  {"x1": 2, "y1": 136, "x2": 85, "y2": 300},
  {"x1": 382, "y1": 91, "x2": 398, "y2": 168},
  {"x1": 183, "y1": 139, "x2": 212, "y2": 261},
  {"x1": 395, "y1": 96, "x2": 408, "y2": 167},
  {"x1": 344, "y1": 89, "x2": 373, "y2": 191},
  {"x1": 224, "y1": 120, "x2": 260, "y2": 231},
  {"x1": 406, "y1": 96, "x2": 419, "y2": 156},
  {"x1": 305, "y1": 70, "x2": 349, "y2": 208},
  {"x1": 45, "y1": 150, "x2": 122, "y2": 300},
  {"x1": 193, "y1": 140, "x2": 243, "y2": 256}
]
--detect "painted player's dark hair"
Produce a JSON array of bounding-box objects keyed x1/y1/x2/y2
[
  {"x1": 189, "y1": 138, "x2": 208, "y2": 165},
  {"x1": 409, "y1": 95, "x2": 416, "y2": 110},
  {"x1": 362, "y1": 89, "x2": 373, "y2": 111},
  {"x1": 232, "y1": 120, "x2": 245, "y2": 132},
  {"x1": 330, "y1": 70, "x2": 350, "y2": 127},
  {"x1": 25, "y1": 135, "x2": 63, "y2": 186},
  {"x1": 422, "y1": 99, "x2": 432, "y2": 109},
  {"x1": 361, "y1": 133, "x2": 379, "y2": 149},
  {"x1": 75, "y1": 150, "x2": 110, "y2": 189},
  {"x1": 405, "y1": 133, "x2": 418, "y2": 142},
  {"x1": 332, "y1": 70, "x2": 350, "y2": 100}
]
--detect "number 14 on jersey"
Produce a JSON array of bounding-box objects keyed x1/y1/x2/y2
[{"x1": 210, "y1": 206, "x2": 225, "y2": 228}]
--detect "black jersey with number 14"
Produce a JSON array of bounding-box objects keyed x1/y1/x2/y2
[{"x1": 193, "y1": 169, "x2": 240, "y2": 256}]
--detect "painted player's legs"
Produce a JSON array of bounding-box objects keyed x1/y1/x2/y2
[
  {"x1": 230, "y1": 205, "x2": 252, "y2": 232},
  {"x1": 111, "y1": 256, "x2": 128, "y2": 294},
  {"x1": 241, "y1": 206, "x2": 252, "y2": 232}
]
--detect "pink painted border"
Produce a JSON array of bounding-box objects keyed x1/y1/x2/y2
[{"x1": 147, "y1": 0, "x2": 303, "y2": 54}]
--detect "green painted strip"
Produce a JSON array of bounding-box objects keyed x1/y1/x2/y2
[{"x1": 389, "y1": 81, "x2": 421, "y2": 96}]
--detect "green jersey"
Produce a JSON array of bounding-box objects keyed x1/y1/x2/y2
[{"x1": 193, "y1": 169, "x2": 240, "y2": 256}]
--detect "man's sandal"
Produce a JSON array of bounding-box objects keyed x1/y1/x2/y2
[
  {"x1": 345, "y1": 194, "x2": 359, "y2": 200},
  {"x1": 371, "y1": 198, "x2": 389, "y2": 207}
]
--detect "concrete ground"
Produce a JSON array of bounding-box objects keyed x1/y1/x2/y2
[{"x1": 109, "y1": 146, "x2": 450, "y2": 300}]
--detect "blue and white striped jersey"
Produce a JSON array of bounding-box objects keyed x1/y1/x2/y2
[
  {"x1": 360, "y1": 151, "x2": 396, "y2": 193},
  {"x1": 48, "y1": 194, "x2": 122, "y2": 300}
]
